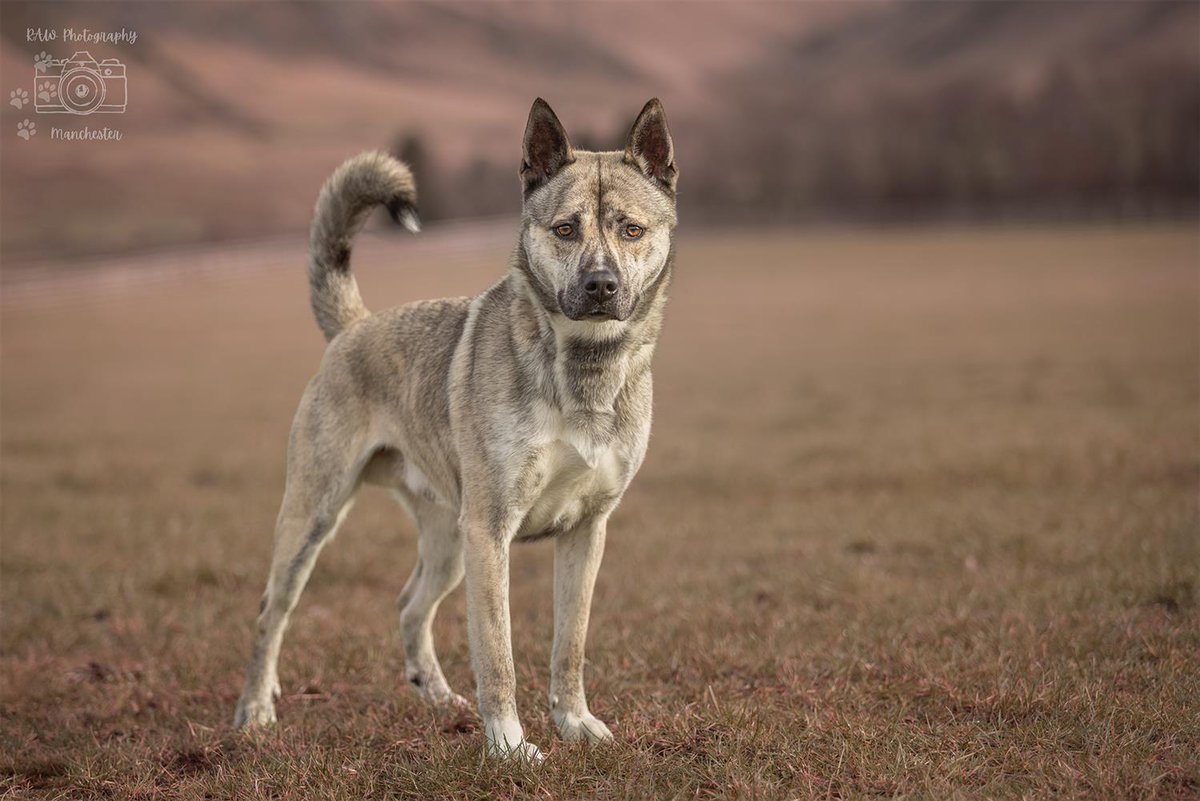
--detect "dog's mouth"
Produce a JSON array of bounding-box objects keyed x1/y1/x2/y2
[
  {"x1": 558, "y1": 291, "x2": 633, "y2": 323},
  {"x1": 573, "y1": 304, "x2": 634, "y2": 323}
]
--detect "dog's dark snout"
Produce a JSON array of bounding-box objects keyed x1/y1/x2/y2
[{"x1": 583, "y1": 270, "x2": 619, "y2": 301}]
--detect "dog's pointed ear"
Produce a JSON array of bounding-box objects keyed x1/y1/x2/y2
[
  {"x1": 521, "y1": 98, "x2": 574, "y2": 194},
  {"x1": 624, "y1": 98, "x2": 677, "y2": 195}
]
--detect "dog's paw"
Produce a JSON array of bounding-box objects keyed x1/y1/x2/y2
[
  {"x1": 420, "y1": 686, "x2": 471, "y2": 710},
  {"x1": 486, "y1": 738, "x2": 545, "y2": 764},
  {"x1": 233, "y1": 696, "x2": 277, "y2": 729},
  {"x1": 435, "y1": 690, "x2": 472, "y2": 709},
  {"x1": 552, "y1": 709, "x2": 614, "y2": 744},
  {"x1": 407, "y1": 670, "x2": 471, "y2": 709},
  {"x1": 484, "y1": 718, "x2": 545, "y2": 764}
]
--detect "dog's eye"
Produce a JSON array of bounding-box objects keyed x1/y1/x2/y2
[
  {"x1": 553, "y1": 223, "x2": 574, "y2": 238},
  {"x1": 624, "y1": 224, "x2": 644, "y2": 239}
]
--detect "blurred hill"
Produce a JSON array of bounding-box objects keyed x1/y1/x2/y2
[{"x1": 1, "y1": 0, "x2": 1196, "y2": 264}]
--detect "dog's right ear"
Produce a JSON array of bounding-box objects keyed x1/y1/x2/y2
[{"x1": 521, "y1": 98, "x2": 574, "y2": 195}]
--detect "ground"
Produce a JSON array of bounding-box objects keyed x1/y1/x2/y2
[{"x1": 1, "y1": 225, "x2": 1197, "y2": 799}]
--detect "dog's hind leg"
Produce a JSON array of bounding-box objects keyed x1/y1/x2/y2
[
  {"x1": 234, "y1": 430, "x2": 366, "y2": 729},
  {"x1": 396, "y1": 498, "x2": 468, "y2": 707}
]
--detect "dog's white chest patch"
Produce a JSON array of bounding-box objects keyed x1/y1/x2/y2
[
  {"x1": 531, "y1": 402, "x2": 616, "y2": 469},
  {"x1": 515, "y1": 406, "x2": 623, "y2": 538},
  {"x1": 561, "y1": 422, "x2": 608, "y2": 469}
]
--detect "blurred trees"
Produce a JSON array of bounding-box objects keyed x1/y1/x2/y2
[
  {"x1": 389, "y1": 132, "x2": 518, "y2": 225},
  {"x1": 695, "y1": 55, "x2": 1199, "y2": 223},
  {"x1": 389, "y1": 57, "x2": 1195, "y2": 226},
  {"x1": 391, "y1": 132, "x2": 447, "y2": 222}
]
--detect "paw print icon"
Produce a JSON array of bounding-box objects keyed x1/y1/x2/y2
[
  {"x1": 36, "y1": 79, "x2": 57, "y2": 104},
  {"x1": 17, "y1": 119, "x2": 37, "y2": 140},
  {"x1": 34, "y1": 51, "x2": 53, "y2": 72},
  {"x1": 10, "y1": 88, "x2": 29, "y2": 109}
]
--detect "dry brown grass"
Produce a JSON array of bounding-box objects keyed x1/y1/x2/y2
[{"x1": 2, "y1": 225, "x2": 1197, "y2": 799}]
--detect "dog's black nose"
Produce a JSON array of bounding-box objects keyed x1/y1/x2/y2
[{"x1": 583, "y1": 270, "x2": 619, "y2": 301}]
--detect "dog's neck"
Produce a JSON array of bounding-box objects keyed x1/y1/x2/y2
[{"x1": 507, "y1": 242, "x2": 673, "y2": 421}]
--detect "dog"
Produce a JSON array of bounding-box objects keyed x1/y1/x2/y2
[{"x1": 233, "y1": 98, "x2": 677, "y2": 761}]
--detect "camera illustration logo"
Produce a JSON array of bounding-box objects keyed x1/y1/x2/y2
[{"x1": 34, "y1": 50, "x2": 126, "y2": 115}]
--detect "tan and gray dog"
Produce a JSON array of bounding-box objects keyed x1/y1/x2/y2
[{"x1": 234, "y1": 98, "x2": 677, "y2": 761}]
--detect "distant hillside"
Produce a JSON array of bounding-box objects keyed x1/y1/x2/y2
[
  {"x1": 1, "y1": 1, "x2": 1195, "y2": 263},
  {"x1": 692, "y1": 2, "x2": 1199, "y2": 220}
]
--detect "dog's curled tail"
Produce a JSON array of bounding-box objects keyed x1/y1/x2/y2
[{"x1": 308, "y1": 151, "x2": 420, "y2": 341}]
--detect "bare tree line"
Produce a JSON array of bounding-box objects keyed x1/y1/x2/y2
[{"x1": 394, "y1": 57, "x2": 1198, "y2": 226}]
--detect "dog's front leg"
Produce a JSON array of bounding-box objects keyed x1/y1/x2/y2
[
  {"x1": 550, "y1": 515, "x2": 614, "y2": 744},
  {"x1": 461, "y1": 512, "x2": 543, "y2": 762}
]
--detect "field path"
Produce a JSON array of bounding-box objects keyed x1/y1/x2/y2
[{"x1": 1, "y1": 217, "x2": 516, "y2": 308}]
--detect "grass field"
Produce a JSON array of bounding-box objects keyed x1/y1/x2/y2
[{"x1": 2, "y1": 225, "x2": 1197, "y2": 799}]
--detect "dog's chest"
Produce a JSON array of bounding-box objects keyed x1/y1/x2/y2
[{"x1": 513, "y1": 408, "x2": 624, "y2": 540}]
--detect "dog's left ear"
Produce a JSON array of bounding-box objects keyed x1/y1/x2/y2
[
  {"x1": 624, "y1": 98, "x2": 677, "y2": 195},
  {"x1": 521, "y1": 98, "x2": 574, "y2": 195}
]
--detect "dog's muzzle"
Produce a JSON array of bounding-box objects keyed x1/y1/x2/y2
[{"x1": 562, "y1": 270, "x2": 628, "y2": 321}]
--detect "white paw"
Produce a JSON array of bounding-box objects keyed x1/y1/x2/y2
[
  {"x1": 486, "y1": 738, "x2": 545, "y2": 764},
  {"x1": 485, "y1": 718, "x2": 544, "y2": 763},
  {"x1": 436, "y1": 691, "x2": 472, "y2": 709},
  {"x1": 408, "y1": 672, "x2": 470, "y2": 709},
  {"x1": 233, "y1": 695, "x2": 277, "y2": 729},
  {"x1": 552, "y1": 709, "x2": 614, "y2": 744},
  {"x1": 421, "y1": 686, "x2": 471, "y2": 709}
]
